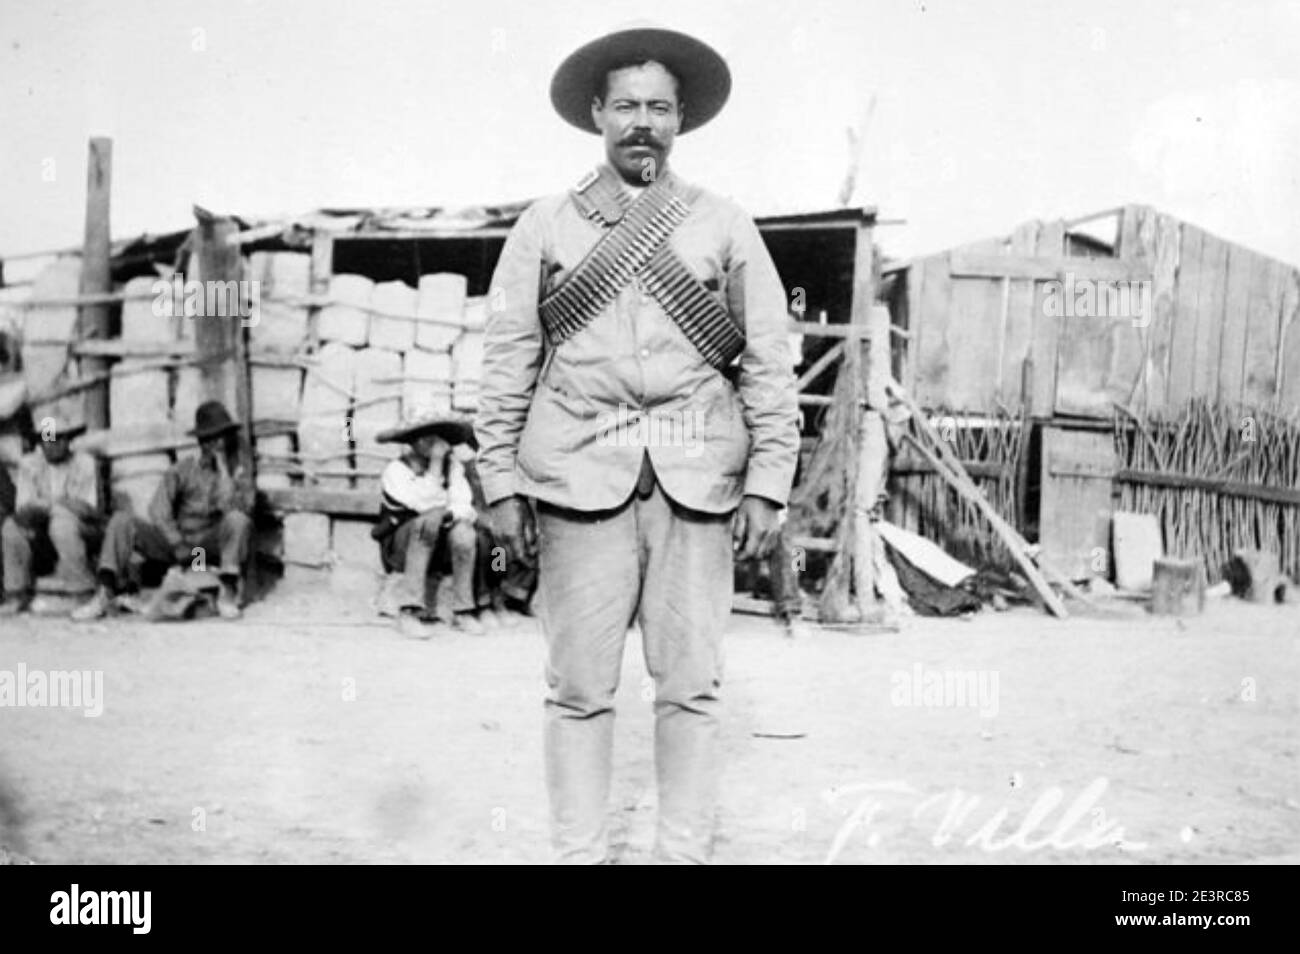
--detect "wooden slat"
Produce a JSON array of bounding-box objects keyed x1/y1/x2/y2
[
  {"x1": 795, "y1": 341, "x2": 844, "y2": 391},
  {"x1": 78, "y1": 419, "x2": 289, "y2": 459},
  {"x1": 1030, "y1": 220, "x2": 1065, "y2": 415},
  {"x1": 1055, "y1": 309, "x2": 1145, "y2": 418},
  {"x1": 917, "y1": 237, "x2": 1004, "y2": 411},
  {"x1": 77, "y1": 425, "x2": 194, "y2": 459},
  {"x1": 949, "y1": 252, "x2": 1150, "y2": 282},
  {"x1": 79, "y1": 137, "x2": 113, "y2": 432},
  {"x1": 308, "y1": 231, "x2": 334, "y2": 351},
  {"x1": 1117, "y1": 469, "x2": 1300, "y2": 507},
  {"x1": 1139, "y1": 212, "x2": 1180, "y2": 413},
  {"x1": 903, "y1": 250, "x2": 924, "y2": 394},
  {"x1": 329, "y1": 227, "x2": 516, "y2": 241},
  {"x1": 912, "y1": 253, "x2": 953, "y2": 407},
  {"x1": 1192, "y1": 232, "x2": 1230, "y2": 401},
  {"x1": 1243, "y1": 257, "x2": 1288, "y2": 405},
  {"x1": 264, "y1": 486, "x2": 376, "y2": 516},
  {"x1": 785, "y1": 320, "x2": 869, "y2": 339},
  {"x1": 1217, "y1": 244, "x2": 1257, "y2": 405},
  {"x1": 1001, "y1": 221, "x2": 1040, "y2": 408},
  {"x1": 946, "y1": 275, "x2": 1004, "y2": 411},
  {"x1": 73, "y1": 339, "x2": 197, "y2": 358},
  {"x1": 1165, "y1": 224, "x2": 1204, "y2": 408},
  {"x1": 1279, "y1": 268, "x2": 1300, "y2": 411},
  {"x1": 1116, "y1": 204, "x2": 1146, "y2": 262},
  {"x1": 1039, "y1": 427, "x2": 1115, "y2": 579},
  {"x1": 1052, "y1": 205, "x2": 1158, "y2": 419},
  {"x1": 1112, "y1": 240, "x2": 1155, "y2": 412},
  {"x1": 890, "y1": 453, "x2": 1008, "y2": 479}
]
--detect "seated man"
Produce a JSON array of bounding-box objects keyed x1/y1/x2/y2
[
  {"x1": 74, "y1": 401, "x2": 252, "y2": 622},
  {"x1": 373, "y1": 413, "x2": 485, "y2": 638},
  {"x1": 1, "y1": 413, "x2": 101, "y2": 616}
]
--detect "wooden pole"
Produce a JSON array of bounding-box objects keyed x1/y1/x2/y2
[
  {"x1": 866, "y1": 304, "x2": 891, "y2": 410},
  {"x1": 848, "y1": 220, "x2": 875, "y2": 617},
  {"x1": 308, "y1": 231, "x2": 334, "y2": 352},
  {"x1": 78, "y1": 137, "x2": 112, "y2": 431},
  {"x1": 192, "y1": 208, "x2": 254, "y2": 480}
]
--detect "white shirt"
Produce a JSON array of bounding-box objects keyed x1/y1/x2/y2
[{"x1": 380, "y1": 453, "x2": 474, "y2": 521}]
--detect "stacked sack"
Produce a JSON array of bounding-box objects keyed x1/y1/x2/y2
[
  {"x1": 286, "y1": 271, "x2": 484, "y2": 490},
  {"x1": 298, "y1": 341, "x2": 356, "y2": 492}
]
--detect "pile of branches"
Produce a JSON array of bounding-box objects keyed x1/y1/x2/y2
[{"x1": 1114, "y1": 399, "x2": 1300, "y2": 582}]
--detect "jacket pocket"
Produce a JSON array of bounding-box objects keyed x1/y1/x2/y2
[
  {"x1": 517, "y1": 380, "x2": 588, "y2": 483},
  {"x1": 690, "y1": 373, "x2": 749, "y2": 477}
]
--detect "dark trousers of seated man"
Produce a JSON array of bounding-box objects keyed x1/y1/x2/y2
[
  {"x1": 97, "y1": 509, "x2": 251, "y2": 592},
  {"x1": 3, "y1": 506, "x2": 102, "y2": 599},
  {"x1": 381, "y1": 508, "x2": 475, "y2": 618}
]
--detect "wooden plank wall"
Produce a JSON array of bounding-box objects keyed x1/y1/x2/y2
[{"x1": 905, "y1": 205, "x2": 1300, "y2": 417}]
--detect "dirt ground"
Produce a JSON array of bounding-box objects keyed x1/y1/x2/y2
[{"x1": 1, "y1": 569, "x2": 1297, "y2": 865}]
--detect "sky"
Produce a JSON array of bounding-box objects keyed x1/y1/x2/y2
[{"x1": 2, "y1": 0, "x2": 1298, "y2": 266}]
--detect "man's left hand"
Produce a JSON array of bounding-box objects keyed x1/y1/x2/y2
[{"x1": 733, "y1": 495, "x2": 782, "y2": 561}]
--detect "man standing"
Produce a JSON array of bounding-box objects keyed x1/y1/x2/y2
[
  {"x1": 1, "y1": 414, "x2": 100, "y2": 616},
  {"x1": 372, "y1": 413, "x2": 485, "y2": 637},
  {"x1": 476, "y1": 26, "x2": 799, "y2": 863},
  {"x1": 74, "y1": 401, "x2": 252, "y2": 621}
]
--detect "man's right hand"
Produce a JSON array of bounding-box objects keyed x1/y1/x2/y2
[{"x1": 488, "y1": 496, "x2": 537, "y2": 567}]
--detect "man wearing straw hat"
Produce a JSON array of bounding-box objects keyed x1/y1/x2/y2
[
  {"x1": 1, "y1": 411, "x2": 101, "y2": 616},
  {"x1": 74, "y1": 400, "x2": 253, "y2": 622},
  {"x1": 477, "y1": 25, "x2": 799, "y2": 863},
  {"x1": 372, "y1": 411, "x2": 486, "y2": 637}
]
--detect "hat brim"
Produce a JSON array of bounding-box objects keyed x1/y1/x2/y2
[
  {"x1": 376, "y1": 418, "x2": 477, "y2": 449},
  {"x1": 550, "y1": 28, "x2": 731, "y2": 135},
  {"x1": 48, "y1": 423, "x2": 87, "y2": 441},
  {"x1": 189, "y1": 421, "x2": 240, "y2": 440}
]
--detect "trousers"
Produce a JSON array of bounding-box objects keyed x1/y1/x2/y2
[
  {"x1": 536, "y1": 476, "x2": 733, "y2": 864},
  {"x1": 2, "y1": 506, "x2": 99, "y2": 595},
  {"x1": 97, "y1": 510, "x2": 252, "y2": 586},
  {"x1": 382, "y1": 509, "x2": 477, "y2": 615}
]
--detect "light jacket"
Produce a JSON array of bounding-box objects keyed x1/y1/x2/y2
[{"x1": 475, "y1": 166, "x2": 799, "y2": 514}]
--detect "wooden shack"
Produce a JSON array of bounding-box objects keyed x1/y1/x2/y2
[{"x1": 884, "y1": 204, "x2": 1300, "y2": 582}]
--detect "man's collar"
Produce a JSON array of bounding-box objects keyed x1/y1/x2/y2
[{"x1": 595, "y1": 161, "x2": 676, "y2": 194}]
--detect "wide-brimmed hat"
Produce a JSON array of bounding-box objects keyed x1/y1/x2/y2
[
  {"x1": 376, "y1": 412, "x2": 477, "y2": 449},
  {"x1": 36, "y1": 412, "x2": 86, "y2": 442},
  {"x1": 189, "y1": 400, "x2": 241, "y2": 440},
  {"x1": 550, "y1": 26, "x2": 731, "y2": 135}
]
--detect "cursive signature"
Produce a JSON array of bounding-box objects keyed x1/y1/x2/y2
[{"x1": 822, "y1": 776, "x2": 1147, "y2": 864}]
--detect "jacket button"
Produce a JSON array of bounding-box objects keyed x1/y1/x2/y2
[{"x1": 639, "y1": 347, "x2": 650, "y2": 359}]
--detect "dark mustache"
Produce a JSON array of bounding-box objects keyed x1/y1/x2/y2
[{"x1": 619, "y1": 133, "x2": 663, "y2": 148}]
